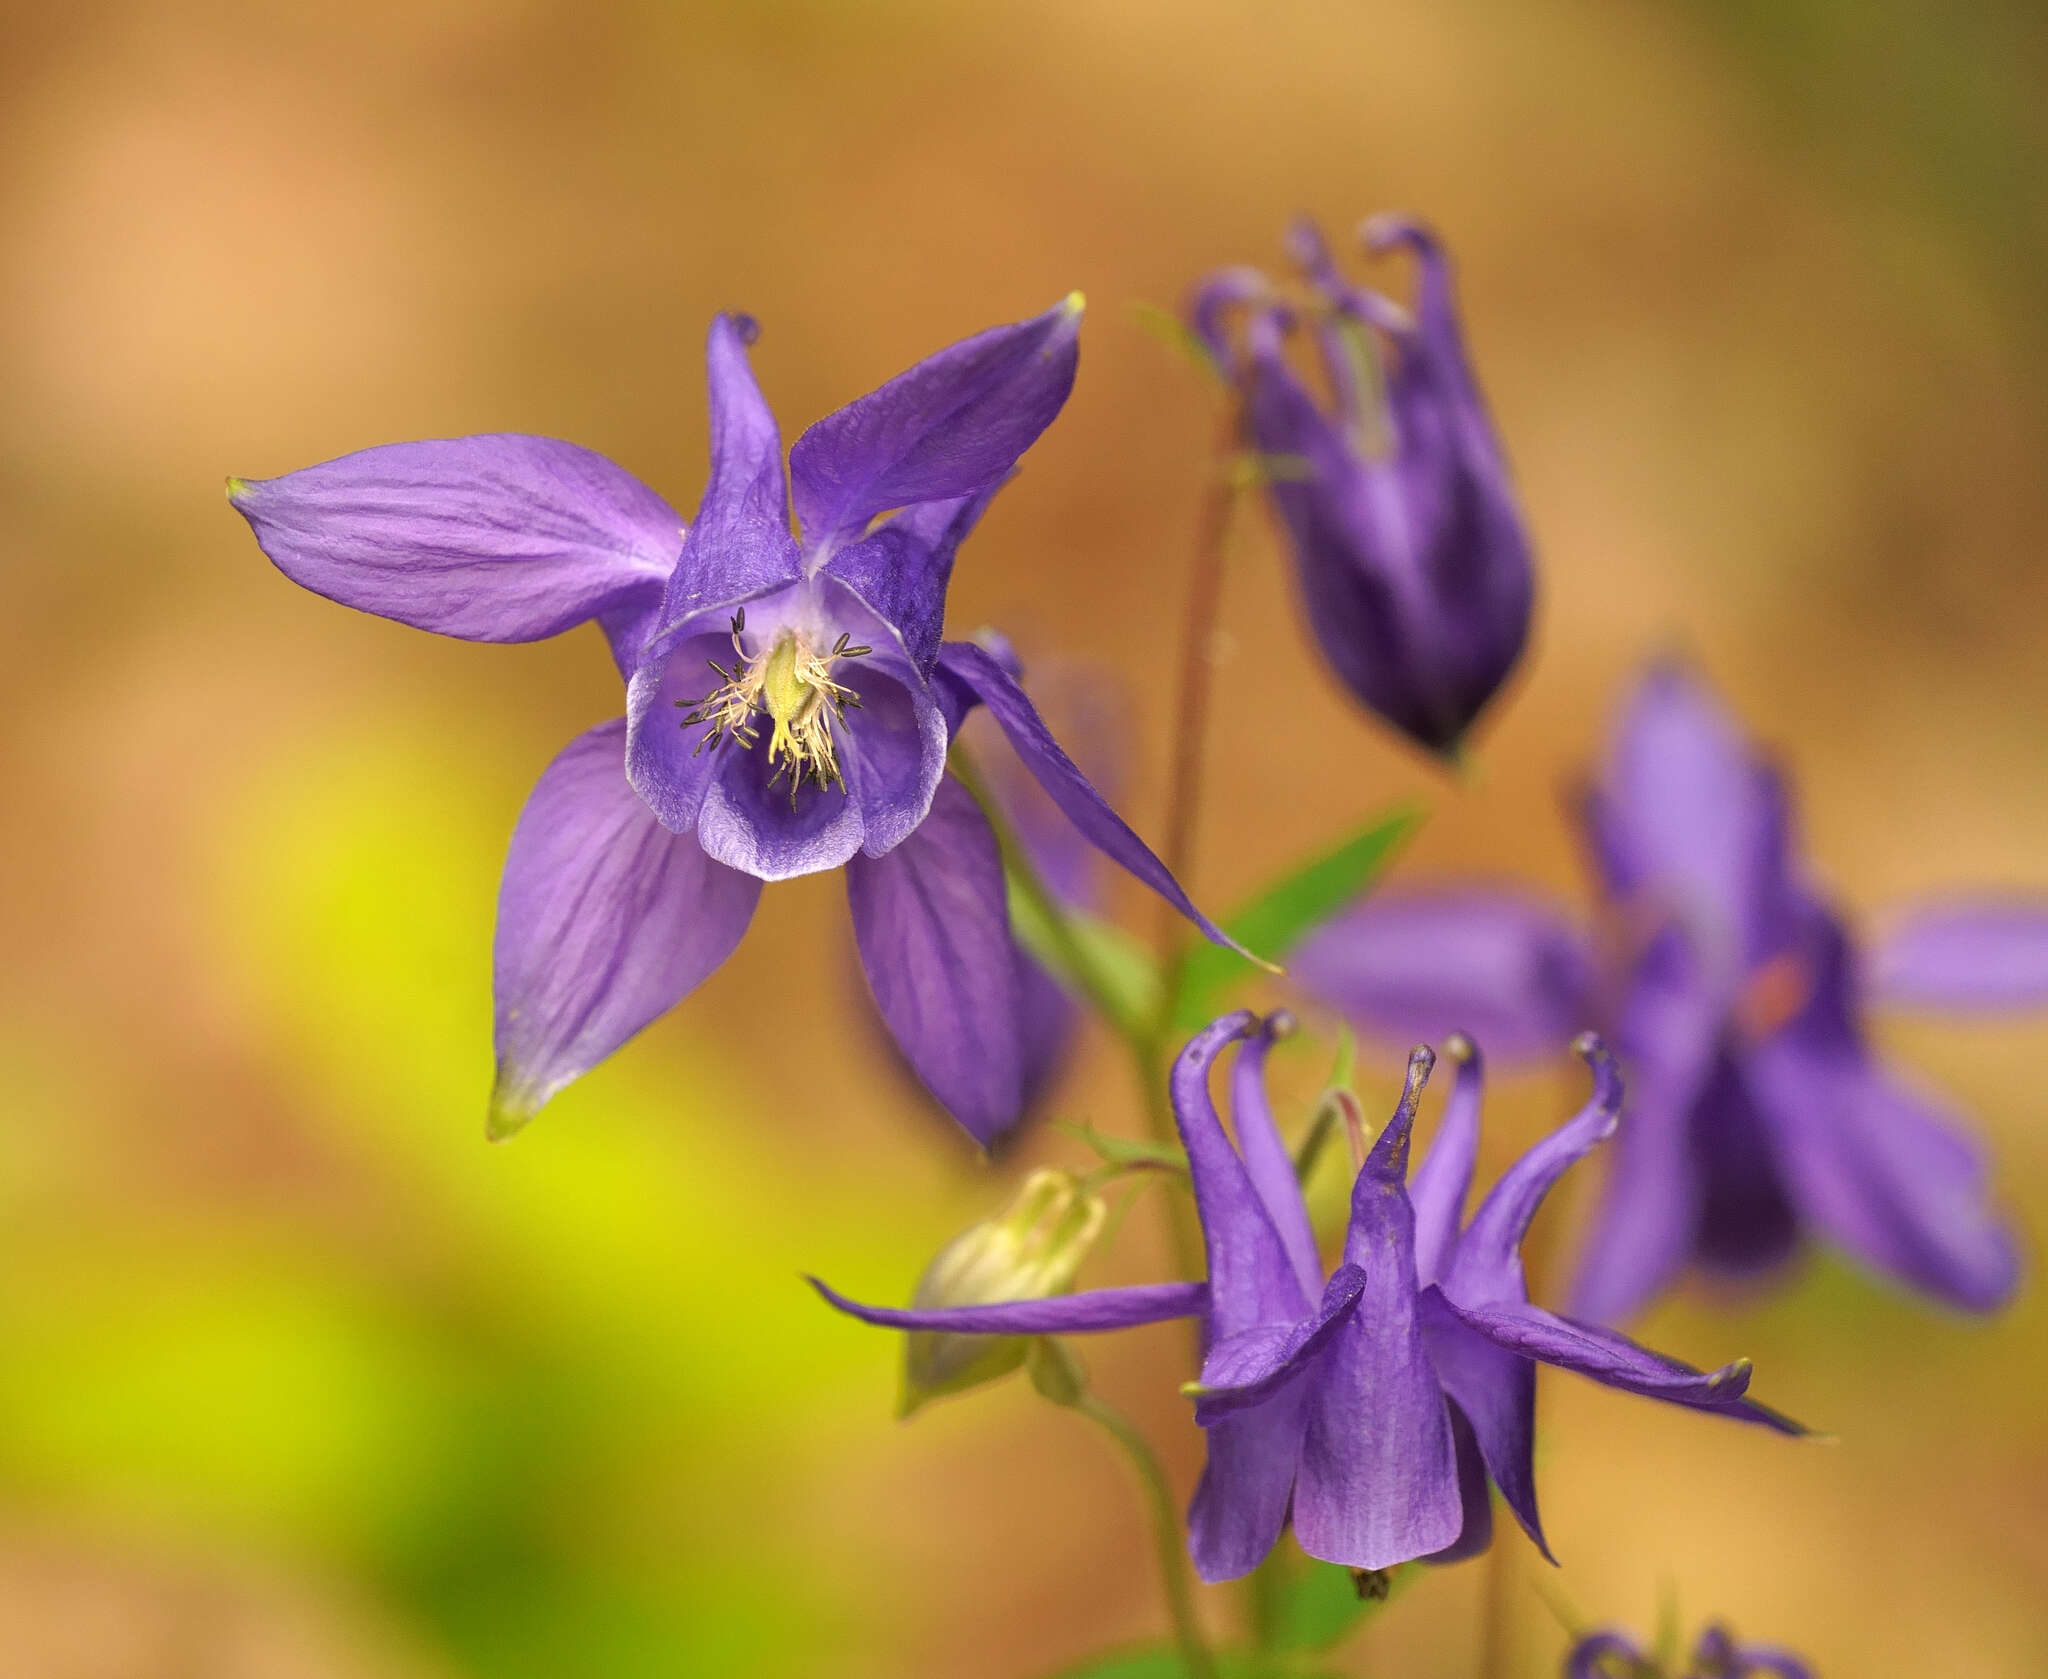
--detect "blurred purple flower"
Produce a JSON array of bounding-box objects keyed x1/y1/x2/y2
[
  {"x1": 1188, "y1": 215, "x2": 1533, "y2": 757},
  {"x1": 1566, "y1": 1621, "x2": 1811, "y2": 1678},
  {"x1": 812, "y1": 1014, "x2": 1798, "y2": 1579},
  {"x1": 1294, "y1": 661, "x2": 2047, "y2": 1322},
  {"x1": 231, "y1": 300, "x2": 1238, "y2": 1145}
]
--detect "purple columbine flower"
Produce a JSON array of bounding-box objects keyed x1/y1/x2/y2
[
  {"x1": 230, "y1": 300, "x2": 1238, "y2": 1145},
  {"x1": 1566, "y1": 1621, "x2": 1812, "y2": 1678},
  {"x1": 1294, "y1": 660, "x2": 2047, "y2": 1322},
  {"x1": 811, "y1": 1013, "x2": 1799, "y2": 1580},
  {"x1": 1188, "y1": 215, "x2": 1534, "y2": 758}
]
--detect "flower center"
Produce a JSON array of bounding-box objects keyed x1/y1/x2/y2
[{"x1": 677, "y1": 609, "x2": 870, "y2": 800}]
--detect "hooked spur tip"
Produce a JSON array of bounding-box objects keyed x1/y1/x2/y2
[
  {"x1": 1442, "y1": 1030, "x2": 1477, "y2": 1066},
  {"x1": 485, "y1": 1072, "x2": 541, "y2": 1144},
  {"x1": 1707, "y1": 1356, "x2": 1754, "y2": 1395},
  {"x1": 1262, "y1": 1009, "x2": 1298, "y2": 1042},
  {"x1": 1573, "y1": 1032, "x2": 1625, "y2": 1123},
  {"x1": 1359, "y1": 211, "x2": 1432, "y2": 256},
  {"x1": 1284, "y1": 213, "x2": 1335, "y2": 272},
  {"x1": 722, "y1": 310, "x2": 761, "y2": 346}
]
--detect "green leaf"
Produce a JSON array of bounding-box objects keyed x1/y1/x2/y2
[
  {"x1": 1172, "y1": 804, "x2": 1424, "y2": 1031},
  {"x1": 1007, "y1": 875, "x2": 1162, "y2": 1041},
  {"x1": 1268, "y1": 1557, "x2": 1418, "y2": 1654}
]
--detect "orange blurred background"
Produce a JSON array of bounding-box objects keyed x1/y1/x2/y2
[{"x1": 2, "y1": 2, "x2": 2045, "y2": 1674}]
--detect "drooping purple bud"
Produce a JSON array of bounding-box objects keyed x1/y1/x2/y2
[{"x1": 1189, "y1": 215, "x2": 1534, "y2": 758}]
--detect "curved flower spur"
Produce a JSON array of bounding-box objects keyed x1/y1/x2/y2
[
  {"x1": 230, "y1": 298, "x2": 1243, "y2": 1145},
  {"x1": 812, "y1": 1013, "x2": 1802, "y2": 1580}
]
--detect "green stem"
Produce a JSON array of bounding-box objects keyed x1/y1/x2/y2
[
  {"x1": 1151, "y1": 407, "x2": 1244, "y2": 975},
  {"x1": 1076, "y1": 1394, "x2": 1218, "y2": 1679}
]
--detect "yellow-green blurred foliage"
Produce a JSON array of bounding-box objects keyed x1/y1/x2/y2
[{"x1": 2, "y1": 2, "x2": 2045, "y2": 1674}]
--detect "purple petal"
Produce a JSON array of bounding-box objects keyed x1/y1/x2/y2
[
  {"x1": 838, "y1": 670, "x2": 949, "y2": 865},
  {"x1": 1417, "y1": 1287, "x2": 1545, "y2": 1558},
  {"x1": 1694, "y1": 1625, "x2": 1813, "y2": 1679},
  {"x1": 1348, "y1": 1045, "x2": 1438, "y2": 1225},
  {"x1": 1565, "y1": 1633, "x2": 1647, "y2": 1679},
  {"x1": 656, "y1": 313, "x2": 803, "y2": 626},
  {"x1": 1187, "y1": 1390, "x2": 1311, "y2": 1584},
  {"x1": 489, "y1": 720, "x2": 760, "y2": 1138},
  {"x1": 1745, "y1": 1033, "x2": 2018, "y2": 1313},
  {"x1": 1587, "y1": 662, "x2": 1798, "y2": 987},
  {"x1": 1438, "y1": 1294, "x2": 1803, "y2": 1434},
  {"x1": 1171, "y1": 1014, "x2": 1318, "y2": 1332},
  {"x1": 935, "y1": 641, "x2": 1252, "y2": 958},
  {"x1": 1421, "y1": 1401, "x2": 1496, "y2": 1564},
  {"x1": 1290, "y1": 890, "x2": 1593, "y2": 1065},
  {"x1": 1229, "y1": 1014, "x2": 1324, "y2": 1300},
  {"x1": 964, "y1": 658, "x2": 1125, "y2": 906},
  {"x1": 824, "y1": 485, "x2": 1002, "y2": 676},
  {"x1": 1568, "y1": 925, "x2": 1722, "y2": 1325},
  {"x1": 789, "y1": 296, "x2": 1083, "y2": 563},
  {"x1": 846, "y1": 774, "x2": 1025, "y2": 1146},
  {"x1": 700, "y1": 739, "x2": 866, "y2": 878},
  {"x1": 1869, "y1": 896, "x2": 2048, "y2": 1012},
  {"x1": 1183, "y1": 265, "x2": 1272, "y2": 369},
  {"x1": 1442, "y1": 1036, "x2": 1622, "y2": 1309},
  {"x1": 1187, "y1": 1266, "x2": 1367, "y2": 1424},
  {"x1": 1410, "y1": 1037, "x2": 1483, "y2": 1289},
  {"x1": 1295, "y1": 1074, "x2": 1465, "y2": 1570},
  {"x1": 807, "y1": 1275, "x2": 1208, "y2": 1335},
  {"x1": 620, "y1": 623, "x2": 736, "y2": 835},
  {"x1": 1689, "y1": 1052, "x2": 1802, "y2": 1280},
  {"x1": 957, "y1": 663, "x2": 1124, "y2": 1115},
  {"x1": 228, "y1": 435, "x2": 680, "y2": 672}
]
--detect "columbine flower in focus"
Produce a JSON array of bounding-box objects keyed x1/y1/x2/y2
[
  {"x1": 1293, "y1": 661, "x2": 2047, "y2": 1322},
  {"x1": 812, "y1": 1013, "x2": 1799, "y2": 1579},
  {"x1": 230, "y1": 300, "x2": 1237, "y2": 1145},
  {"x1": 1188, "y1": 215, "x2": 1533, "y2": 758},
  {"x1": 1567, "y1": 1620, "x2": 1812, "y2": 1678}
]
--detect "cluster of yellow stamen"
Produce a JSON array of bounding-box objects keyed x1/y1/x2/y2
[{"x1": 677, "y1": 608, "x2": 869, "y2": 801}]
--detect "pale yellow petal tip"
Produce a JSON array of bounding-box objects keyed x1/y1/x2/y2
[
  {"x1": 1061, "y1": 290, "x2": 1086, "y2": 316},
  {"x1": 224, "y1": 475, "x2": 252, "y2": 504},
  {"x1": 485, "y1": 1090, "x2": 539, "y2": 1144}
]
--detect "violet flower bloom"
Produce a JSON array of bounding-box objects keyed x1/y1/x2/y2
[
  {"x1": 230, "y1": 301, "x2": 1237, "y2": 1145},
  {"x1": 1188, "y1": 216, "x2": 1533, "y2": 757},
  {"x1": 1295, "y1": 661, "x2": 2048, "y2": 1323},
  {"x1": 812, "y1": 1014, "x2": 1798, "y2": 1580},
  {"x1": 1566, "y1": 1621, "x2": 1811, "y2": 1678}
]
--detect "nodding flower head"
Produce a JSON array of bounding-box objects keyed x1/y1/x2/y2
[{"x1": 1188, "y1": 215, "x2": 1533, "y2": 759}]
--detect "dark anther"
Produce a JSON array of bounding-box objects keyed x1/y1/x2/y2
[{"x1": 1349, "y1": 1568, "x2": 1391, "y2": 1602}]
